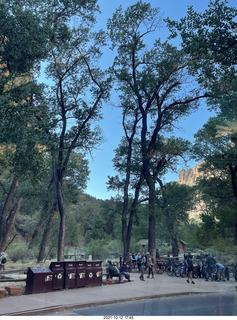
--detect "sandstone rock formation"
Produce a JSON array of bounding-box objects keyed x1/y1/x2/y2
[
  {"x1": 178, "y1": 162, "x2": 204, "y2": 186},
  {"x1": 178, "y1": 162, "x2": 204, "y2": 220}
]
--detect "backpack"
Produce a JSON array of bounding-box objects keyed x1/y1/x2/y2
[
  {"x1": 1, "y1": 257, "x2": 7, "y2": 264},
  {"x1": 210, "y1": 257, "x2": 216, "y2": 267},
  {"x1": 187, "y1": 256, "x2": 193, "y2": 267}
]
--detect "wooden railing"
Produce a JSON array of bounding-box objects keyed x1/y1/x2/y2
[{"x1": 0, "y1": 269, "x2": 27, "y2": 282}]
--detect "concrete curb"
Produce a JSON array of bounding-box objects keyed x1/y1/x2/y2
[{"x1": 4, "y1": 291, "x2": 216, "y2": 316}]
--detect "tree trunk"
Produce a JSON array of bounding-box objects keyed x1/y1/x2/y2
[
  {"x1": 124, "y1": 174, "x2": 144, "y2": 261},
  {"x1": 148, "y1": 182, "x2": 157, "y2": 260},
  {"x1": 37, "y1": 200, "x2": 57, "y2": 262},
  {"x1": 52, "y1": 149, "x2": 66, "y2": 262},
  {"x1": 229, "y1": 164, "x2": 237, "y2": 242},
  {"x1": 172, "y1": 237, "x2": 179, "y2": 257},
  {"x1": 56, "y1": 180, "x2": 66, "y2": 261},
  {"x1": 0, "y1": 178, "x2": 23, "y2": 251}
]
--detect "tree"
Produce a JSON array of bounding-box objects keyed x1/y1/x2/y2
[
  {"x1": 34, "y1": 152, "x2": 89, "y2": 262},
  {"x1": 161, "y1": 182, "x2": 194, "y2": 256},
  {"x1": 46, "y1": 21, "x2": 111, "y2": 260},
  {"x1": 0, "y1": 0, "x2": 50, "y2": 251},
  {"x1": 167, "y1": 0, "x2": 237, "y2": 248},
  {"x1": 107, "y1": 100, "x2": 145, "y2": 260},
  {"x1": 166, "y1": 0, "x2": 237, "y2": 95},
  {"x1": 107, "y1": 1, "x2": 210, "y2": 259},
  {"x1": 192, "y1": 115, "x2": 237, "y2": 243},
  {"x1": 0, "y1": 0, "x2": 112, "y2": 259}
]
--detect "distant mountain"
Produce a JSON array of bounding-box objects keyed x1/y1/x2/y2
[
  {"x1": 178, "y1": 162, "x2": 204, "y2": 220},
  {"x1": 178, "y1": 162, "x2": 204, "y2": 186}
]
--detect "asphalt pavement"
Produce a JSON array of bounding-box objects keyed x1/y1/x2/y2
[{"x1": 0, "y1": 272, "x2": 236, "y2": 316}]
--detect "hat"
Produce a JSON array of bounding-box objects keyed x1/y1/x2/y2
[
  {"x1": 146, "y1": 252, "x2": 150, "y2": 255},
  {"x1": 188, "y1": 250, "x2": 191, "y2": 254}
]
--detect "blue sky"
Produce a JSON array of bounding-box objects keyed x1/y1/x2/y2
[{"x1": 85, "y1": 0, "x2": 236, "y2": 200}]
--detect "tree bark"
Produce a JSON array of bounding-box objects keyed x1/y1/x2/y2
[
  {"x1": 37, "y1": 200, "x2": 57, "y2": 262},
  {"x1": 148, "y1": 182, "x2": 157, "y2": 260},
  {"x1": 0, "y1": 178, "x2": 23, "y2": 251},
  {"x1": 124, "y1": 173, "x2": 144, "y2": 261},
  {"x1": 52, "y1": 149, "x2": 66, "y2": 261},
  {"x1": 121, "y1": 110, "x2": 140, "y2": 261},
  {"x1": 172, "y1": 237, "x2": 179, "y2": 257}
]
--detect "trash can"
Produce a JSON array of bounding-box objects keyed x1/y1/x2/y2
[
  {"x1": 25, "y1": 267, "x2": 53, "y2": 294},
  {"x1": 64, "y1": 262, "x2": 76, "y2": 289},
  {"x1": 49, "y1": 262, "x2": 65, "y2": 290},
  {"x1": 76, "y1": 261, "x2": 86, "y2": 288},
  {"x1": 86, "y1": 261, "x2": 102, "y2": 287}
]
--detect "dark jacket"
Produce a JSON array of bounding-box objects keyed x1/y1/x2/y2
[
  {"x1": 107, "y1": 261, "x2": 120, "y2": 276},
  {"x1": 120, "y1": 263, "x2": 129, "y2": 273}
]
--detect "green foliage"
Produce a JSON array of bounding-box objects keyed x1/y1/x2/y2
[
  {"x1": 166, "y1": 0, "x2": 237, "y2": 94},
  {"x1": 208, "y1": 238, "x2": 237, "y2": 255},
  {"x1": 105, "y1": 239, "x2": 123, "y2": 256},
  {"x1": 0, "y1": 2, "x2": 50, "y2": 73},
  {"x1": 7, "y1": 242, "x2": 38, "y2": 262},
  {"x1": 192, "y1": 112, "x2": 237, "y2": 243},
  {"x1": 84, "y1": 238, "x2": 110, "y2": 261},
  {"x1": 161, "y1": 182, "x2": 194, "y2": 236},
  {"x1": 178, "y1": 219, "x2": 200, "y2": 249}
]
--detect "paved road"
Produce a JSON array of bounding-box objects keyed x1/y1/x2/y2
[{"x1": 48, "y1": 293, "x2": 237, "y2": 316}]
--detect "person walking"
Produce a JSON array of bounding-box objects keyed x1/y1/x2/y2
[
  {"x1": 185, "y1": 251, "x2": 195, "y2": 284},
  {"x1": 139, "y1": 255, "x2": 146, "y2": 281}
]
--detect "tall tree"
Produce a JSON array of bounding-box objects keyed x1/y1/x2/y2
[
  {"x1": 0, "y1": 0, "x2": 50, "y2": 251},
  {"x1": 166, "y1": 0, "x2": 237, "y2": 247},
  {"x1": 166, "y1": 0, "x2": 237, "y2": 95},
  {"x1": 45, "y1": 9, "x2": 111, "y2": 260},
  {"x1": 107, "y1": 1, "x2": 210, "y2": 258},
  {"x1": 193, "y1": 115, "x2": 237, "y2": 242},
  {"x1": 161, "y1": 182, "x2": 194, "y2": 256}
]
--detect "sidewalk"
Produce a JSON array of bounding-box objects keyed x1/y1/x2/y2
[{"x1": 1, "y1": 273, "x2": 236, "y2": 316}]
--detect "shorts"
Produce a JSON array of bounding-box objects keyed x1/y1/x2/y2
[{"x1": 206, "y1": 266, "x2": 213, "y2": 274}]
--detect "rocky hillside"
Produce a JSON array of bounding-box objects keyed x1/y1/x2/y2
[
  {"x1": 178, "y1": 162, "x2": 204, "y2": 220},
  {"x1": 178, "y1": 162, "x2": 204, "y2": 186}
]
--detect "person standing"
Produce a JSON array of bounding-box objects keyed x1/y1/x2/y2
[
  {"x1": 0, "y1": 252, "x2": 7, "y2": 271},
  {"x1": 185, "y1": 251, "x2": 195, "y2": 284},
  {"x1": 146, "y1": 253, "x2": 154, "y2": 279},
  {"x1": 205, "y1": 254, "x2": 216, "y2": 281},
  {"x1": 136, "y1": 252, "x2": 142, "y2": 271}
]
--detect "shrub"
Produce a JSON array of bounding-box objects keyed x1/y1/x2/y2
[
  {"x1": 84, "y1": 239, "x2": 110, "y2": 261},
  {"x1": 7, "y1": 243, "x2": 37, "y2": 262}
]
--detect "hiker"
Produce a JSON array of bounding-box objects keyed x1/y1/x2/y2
[
  {"x1": 0, "y1": 252, "x2": 7, "y2": 271},
  {"x1": 215, "y1": 263, "x2": 225, "y2": 282},
  {"x1": 139, "y1": 254, "x2": 146, "y2": 281},
  {"x1": 136, "y1": 252, "x2": 142, "y2": 271},
  {"x1": 184, "y1": 251, "x2": 195, "y2": 284},
  {"x1": 205, "y1": 254, "x2": 216, "y2": 281},
  {"x1": 146, "y1": 253, "x2": 154, "y2": 279}
]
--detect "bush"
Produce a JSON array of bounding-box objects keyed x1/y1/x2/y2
[
  {"x1": 105, "y1": 239, "x2": 123, "y2": 256},
  {"x1": 84, "y1": 239, "x2": 110, "y2": 261},
  {"x1": 7, "y1": 243, "x2": 37, "y2": 262}
]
